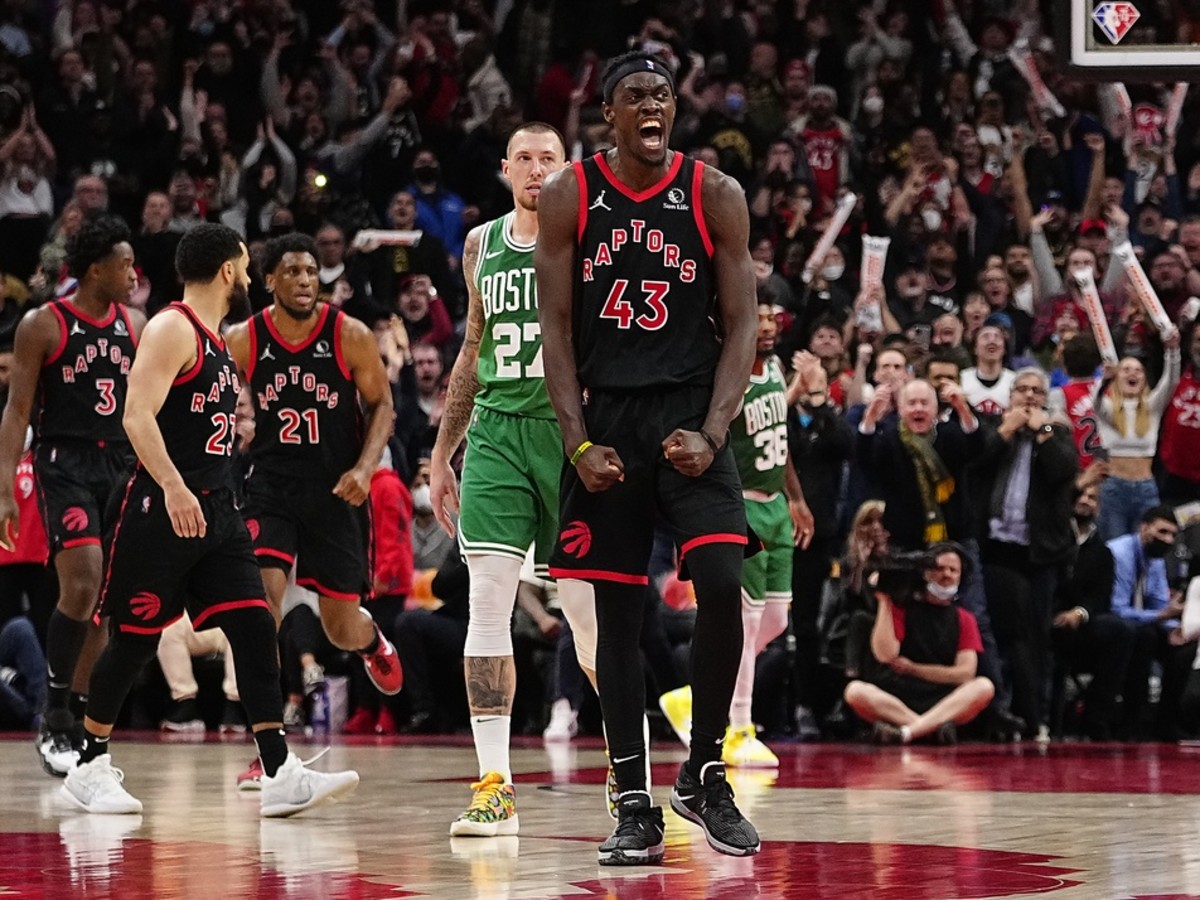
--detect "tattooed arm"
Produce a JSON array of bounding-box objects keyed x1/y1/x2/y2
[{"x1": 429, "y1": 225, "x2": 486, "y2": 536}]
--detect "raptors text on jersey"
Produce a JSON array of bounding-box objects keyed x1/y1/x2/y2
[
  {"x1": 572, "y1": 151, "x2": 719, "y2": 391},
  {"x1": 38, "y1": 300, "x2": 137, "y2": 444}
]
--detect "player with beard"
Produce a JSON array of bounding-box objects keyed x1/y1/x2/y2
[
  {"x1": 0, "y1": 214, "x2": 141, "y2": 777},
  {"x1": 428, "y1": 122, "x2": 608, "y2": 837},
  {"x1": 224, "y1": 232, "x2": 399, "y2": 788},
  {"x1": 537, "y1": 50, "x2": 761, "y2": 864},
  {"x1": 64, "y1": 224, "x2": 359, "y2": 815}
]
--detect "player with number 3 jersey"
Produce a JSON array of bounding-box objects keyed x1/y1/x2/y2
[{"x1": 0, "y1": 215, "x2": 142, "y2": 777}]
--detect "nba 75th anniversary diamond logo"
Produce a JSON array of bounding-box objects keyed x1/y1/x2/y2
[{"x1": 1093, "y1": 2, "x2": 1140, "y2": 44}]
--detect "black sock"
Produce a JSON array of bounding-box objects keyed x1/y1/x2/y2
[
  {"x1": 611, "y1": 750, "x2": 649, "y2": 800},
  {"x1": 69, "y1": 692, "x2": 88, "y2": 721},
  {"x1": 45, "y1": 610, "x2": 88, "y2": 711},
  {"x1": 79, "y1": 728, "x2": 109, "y2": 764},
  {"x1": 255, "y1": 728, "x2": 288, "y2": 777},
  {"x1": 358, "y1": 625, "x2": 380, "y2": 656}
]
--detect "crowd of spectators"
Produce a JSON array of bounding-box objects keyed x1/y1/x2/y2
[{"x1": 8, "y1": 0, "x2": 1200, "y2": 744}]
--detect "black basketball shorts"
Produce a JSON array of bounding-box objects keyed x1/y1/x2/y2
[
  {"x1": 98, "y1": 473, "x2": 269, "y2": 634},
  {"x1": 241, "y1": 471, "x2": 370, "y2": 601},
  {"x1": 549, "y1": 385, "x2": 747, "y2": 585},
  {"x1": 34, "y1": 440, "x2": 135, "y2": 555}
]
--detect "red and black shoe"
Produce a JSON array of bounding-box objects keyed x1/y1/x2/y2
[{"x1": 361, "y1": 622, "x2": 403, "y2": 696}]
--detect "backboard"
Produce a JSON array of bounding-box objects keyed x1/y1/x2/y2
[{"x1": 1058, "y1": 0, "x2": 1200, "y2": 80}]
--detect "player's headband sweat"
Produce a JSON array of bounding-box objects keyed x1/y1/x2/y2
[{"x1": 602, "y1": 57, "x2": 677, "y2": 104}]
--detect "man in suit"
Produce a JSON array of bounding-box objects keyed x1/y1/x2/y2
[
  {"x1": 856, "y1": 378, "x2": 984, "y2": 551},
  {"x1": 1051, "y1": 482, "x2": 1130, "y2": 739}
]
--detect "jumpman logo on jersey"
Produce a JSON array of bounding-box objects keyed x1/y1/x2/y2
[
  {"x1": 259, "y1": 344, "x2": 275, "y2": 361},
  {"x1": 70, "y1": 322, "x2": 85, "y2": 336},
  {"x1": 590, "y1": 190, "x2": 612, "y2": 212},
  {"x1": 114, "y1": 319, "x2": 128, "y2": 336},
  {"x1": 204, "y1": 341, "x2": 216, "y2": 357}
]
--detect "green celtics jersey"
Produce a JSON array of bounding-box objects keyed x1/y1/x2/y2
[
  {"x1": 473, "y1": 212, "x2": 555, "y2": 419},
  {"x1": 731, "y1": 356, "x2": 790, "y2": 494}
]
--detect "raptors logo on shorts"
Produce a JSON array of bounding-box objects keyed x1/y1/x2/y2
[
  {"x1": 61, "y1": 506, "x2": 89, "y2": 533},
  {"x1": 130, "y1": 592, "x2": 162, "y2": 622},
  {"x1": 560, "y1": 520, "x2": 592, "y2": 558}
]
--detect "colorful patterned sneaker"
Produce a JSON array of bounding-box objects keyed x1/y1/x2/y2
[
  {"x1": 449, "y1": 772, "x2": 519, "y2": 837},
  {"x1": 598, "y1": 791, "x2": 665, "y2": 866},
  {"x1": 658, "y1": 686, "x2": 692, "y2": 747},
  {"x1": 722, "y1": 725, "x2": 779, "y2": 768},
  {"x1": 606, "y1": 758, "x2": 619, "y2": 821},
  {"x1": 670, "y1": 762, "x2": 760, "y2": 857},
  {"x1": 360, "y1": 621, "x2": 403, "y2": 696},
  {"x1": 236, "y1": 757, "x2": 264, "y2": 792}
]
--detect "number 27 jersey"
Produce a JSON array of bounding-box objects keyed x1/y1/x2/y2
[{"x1": 474, "y1": 211, "x2": 555, "y2": 419}]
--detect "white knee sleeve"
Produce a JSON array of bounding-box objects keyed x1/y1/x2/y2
[
  {"x1": 463, "y1": 555, "x2": 524, "y2": 657},
  {"x1": 557, "y1": 578, "x2": 597, "y2": 671}
]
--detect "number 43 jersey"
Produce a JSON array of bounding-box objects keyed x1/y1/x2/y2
[
  {"x1": 474, "y1": 211, "x2": 556, "y2": 420},
  {"x1": 731, "y1": 357, "x2": 789, "y2": 496},
  {"x1": 573, "y1": 151, "x2": 718, "y2": 392},
  {"x1": 244, "y1": 303, "x2": 362, "y2": 481}
]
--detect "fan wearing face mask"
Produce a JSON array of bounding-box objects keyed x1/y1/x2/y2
[
  {"x1": 1106, "y1": 505, "x2": 1196, "y2": 739},
  {"x1": 842, "y1": 543, "x2": 995, "y2": 745}
]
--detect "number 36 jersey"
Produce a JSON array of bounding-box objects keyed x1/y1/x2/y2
[
  {"x1": 37, "y1": 299, "x2": 137, "y2": 445},
  {"x1": 474, "y1": 211, "x2": 556, "y2": 420},
  {"x1": 731, "y1": 356, "x2": 789, "y2": 496},
  {"x1": 244, "y1": 303, "x2": 362, "y2": 481}
]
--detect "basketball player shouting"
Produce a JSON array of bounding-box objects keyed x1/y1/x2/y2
[{"x1": 536, "y1": 50, "x2": 761, "y2": 864}]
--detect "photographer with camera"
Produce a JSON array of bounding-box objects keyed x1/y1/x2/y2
[{"x1": 844, "y1": 543, "x2": 994, "y2": 744}]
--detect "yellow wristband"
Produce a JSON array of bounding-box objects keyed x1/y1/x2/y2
[{"x1": 570, "y1": 441, "x2": 594, "y2": 466}]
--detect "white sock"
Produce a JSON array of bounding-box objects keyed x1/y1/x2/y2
[
  {"x1": 757, "y1": 599, "x2": 790, "y2": 654},
  {"x1": 729, "y1": 599, "x2": 764, "y2": 729},
  {"x1": 471, "y1": 715, "x2": 512, "y2": 781}
]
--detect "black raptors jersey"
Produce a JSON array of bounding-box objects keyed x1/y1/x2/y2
[
  {"x1": 245, "y1": 303, "x2": 361, "y2": 479},
  {"x1": 152, "y1": 304, "x2": 240, "y2": 491},
  {"x1": 573, "y1": 151, "x2": 719, "y2": 391},
  {"x1": 37, "y1": 299, "x2": 136, "y2": 443}
]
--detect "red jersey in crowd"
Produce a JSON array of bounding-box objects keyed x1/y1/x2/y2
[
  {"x1": 0, "y1": 452, "x2": 48, "y2": 565},
  {"x1": 1160, "y1": 366, "x2": 1200, "y2": 482},
  {"x1": 1059, "y1": 379, "x2": 1102, "y2": 470},
  {"x1": 800, "y1": 123, "x2": 845, "y2": 211}
]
